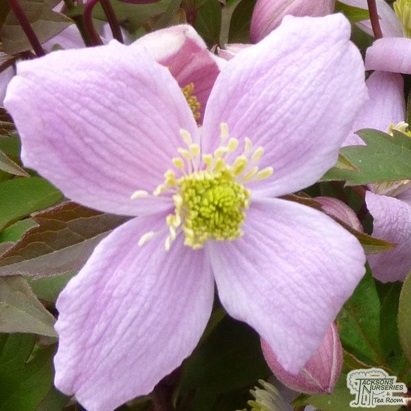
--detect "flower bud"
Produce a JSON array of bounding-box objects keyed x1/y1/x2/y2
[
  {"x1": 261, "y1": 323, "x2": 343, "y2": 394},
  {"x1": 250, "y1": 0, "x2": 336, "y2": 43},
  {"x1": 316, "y1": 196, "x2": 363, "y2": 232}
]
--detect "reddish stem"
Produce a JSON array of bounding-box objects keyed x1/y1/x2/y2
[
  {"x1": 100, "y1": 0, "x2": 123, "y2": 43},
  {"x1": 367, "y1": 0, "x2": 383, "y2": 39},
  {"x1": 83, "y1": 0, "x2": 103, "y2": 45},
  {"x1": 6, "y1": 0, "x2": 45, "y2": 57}
]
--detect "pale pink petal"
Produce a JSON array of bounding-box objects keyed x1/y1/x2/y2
[
  {"x1": 338, "y1": 0, "x2": 403, "y2": 37},
  {"x1": 261, "y1": 323, "x2": 342, "y2": 394},
  {"x1": 397, "y1": 187, "x2": 411, "y2": 207},
  {"x1": 366, "y1": 191, "x2": 411, "y2": 282},
  {"x1": 43, "y1": 24, "x2": 85, "y2": 51},
  {"x1": 250, "y1": 0, "x2": 335, "y2": 43},
  {"x1": 209, "y1": 198, "x2": 365, "y2": 373},
  {"x1": 344, "y1": 71, "x2": 405, "y2": 146},
  {"x1": 316, "y1": 196, "x2": 363, "y2": 232},
  {"x1": 365, "y1": 38, "x2": 411, "y2": 74},
  {"x1": 5, "y1": 41, "x2": 198, "y2": 216},
  {"x1": 0, "y1": 64, "x2": 14, "y2": 106},
  {"x1": 54, "y1": 215, "x2": 214, "y2": 411},
  {"x1": 135, "y1": 25, "x2": 224, "y2": 122},
  {"x1": 202, "y1": 14, "x2": 367, "y2": 197},
  {"x1": 216, "y1": 43, "x2": 251, "y2": 61}
]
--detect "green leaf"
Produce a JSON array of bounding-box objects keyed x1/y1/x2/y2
[
  {"x1": 398, "y1": 272, "x2": 411, "y2": 367},
  {"x1": 337, "y1": 268, "x2": 385, "y2": 365},
  {"x1": 0, "y1": 150, "x2": 29, "y2": 177},
  {"x1": 28, "y1": 272, "x2": 74, "y2": 304},
  {"x1": 335, "y1": 1, "x2": 370, "y2": 23},
  {"x1": 194, "y1": 0, "x2": 222, "y2": 46},
  {"x1": 35, "y1": 387, "x2": 69, "y2": 411},
  {"x1": 0, "y1": 334, "x2": 55, "y2": 411},
  {"x1": 228, "y1": 0, "x2": 256, "y2": 43},
  {"x1": 0, "y1": 108, "x2": 16, "y2": 139},
  {"x1": 0, "y1": 0, "x2": 72, "y2": 54},
  {"x1": 335, "y1": 152, "x2": 359, "y2": 171},
  {"x1": 323, "y1": 129, "x2": 411, "y2": 185},
  {"x1": 177, "y1": 317, "x2": 270, "y2": 411},
  {"x1": 0, "y1": 276, "x2": 56, "y2": 336},
  {"x1": 0, "y1": 219, "x2": 37, "y2": 243},
  {"x1": 0, "y1": 177, "x2": 62, "y2": 232},
  {"x1": 0, "y1": 202, "x2": 128, "y2": 278}
]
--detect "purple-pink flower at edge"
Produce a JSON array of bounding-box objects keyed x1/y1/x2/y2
[
  {"x1": 340, "y1": 0, "x2": 411, "y2": 74},
  {"x1": 250, "y1": 0, "x2": 336, "y2": 43},
  {"x1": 342, "y1": 70, "x2": 411, "y2": 282},
  {"x1": 261, "y1": 323, "x2": 343, "y2": 394},
  {"x1": 5, "y1": 15, "x2": 367, "y2": 411}
]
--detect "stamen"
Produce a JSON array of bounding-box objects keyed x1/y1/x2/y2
[
  {"x1": 138, "y1": 231, "x2": 156, "y2": 246},
  {"x1": 130, "y1": 190, "x2": 149, "y2": 199},
  {"x1": 180, "y1": 128, "x2": 192, "y2": 146},
  {"x1": 257, "y1": 167, "x2": 274, "y2": 180}
]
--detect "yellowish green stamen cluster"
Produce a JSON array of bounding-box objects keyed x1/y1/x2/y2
[
  {"x1": 132, "y1": 123, "x2": 273, "y2": 251},
  {"x1": 236, "y1": 380, "x2": 289, "y2": 411},
  {"x1": 372, "y1": 121, "x2": 411, "y2": 196},
  {"x1": 182, "y1": 83, "x2": 201, "y2": 121},
  {"x1": 394, "y1": 0, "x2": 411, "y2": 37}
]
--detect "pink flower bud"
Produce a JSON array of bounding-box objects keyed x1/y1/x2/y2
[
  {"x1": 316, "y1": 196, "x2": 363, "y2": 232},
  {"x1": 261, "y1": 323, "x2": 343, "y2": 394},
  {"x1": 250, "y1": 0, "x2": 336, "y2": 43}
]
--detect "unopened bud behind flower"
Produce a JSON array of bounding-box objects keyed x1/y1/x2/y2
[
  {"x1": 250, "y1": 0, "x2": 336, "y2": 43},
  {"x1": 261, "y1": 323, "x2": 343, "y2": 394}
]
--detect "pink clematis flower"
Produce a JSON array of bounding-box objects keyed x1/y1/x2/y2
[
  {"x1": 5, "y1": 15, "x2": 367, "y2": 411},
  {"x1": 343, "y1": 70, "x2": 411, "y2": 282},
  {"x1": 340, "y1": 0, "x2": 411, "y2": 74},
  {"x1": 250, "y1": 0, "x2": 336, "y2": 43},
  {"x1": 135, "y1": 25, "x2": 224, "y2": 123}
]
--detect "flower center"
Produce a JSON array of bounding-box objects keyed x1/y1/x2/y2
[
  {"x1": 371, "y1": 121, "x2": 411, "y2": 196},
  {"x1": 132, "y1": 123, "x2": 273, "y2": 250},
  {"x1": 394, "y1": 0, "x2": 411, "y2": 37},
  {"x1": 182, "y1": 83, "x2": 201, "y2": 121}
]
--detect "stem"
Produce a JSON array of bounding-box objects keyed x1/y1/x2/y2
[
  {"x1": 6, "y1": 0, "x2": 45, "y2": 57},
  {"x1": 367, "y1": 0, "x2": 383, "y2": 39},
  {"x1": 100, "y1": 0, "x2": 123, "y2": 43},
  {"x1": 63, "y1": 0, "x2": 94, "y2": 47},
  {"x1": 83, "y1": 0, "x2": 103, "y2": 46}
]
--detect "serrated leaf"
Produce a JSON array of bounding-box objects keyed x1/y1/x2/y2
[
  {"x1": 0, "y1": 150, "x2": 29, "y2": 176},
  {"x1": 0, "y1": 276, "x2": 56, "y2": 336},
  {"x1": 1, "y1": 0, "x2": 72, "y2": 54},
  {"x1": 398, "y1": 272, "x2": 411, "y2": 367},
  {"x1": 322, "y1": 129, "x2": 411, "y2": 185},
  {"x1": 0, "y1": 202, "x2": 129, "y2": 278},
  {"x1": 337, "y1": 268, "x2": 384, "y2": 365},
  {"x1": 0, "y1": 107, "x2": 16, "y2": 138},
  {"x1": 228, "y1": 0, "x2": 256, "y2": 43},
  {"x1": 0, "y1": 177, "x2": 63, "y2": 231},
  {"x1": 194, "y1": 0, "x2": 221, "y2": 46},
  {"x1": 335, "y1": 1, "x2": 370, "y2": 23},
  {"x1": 335, "y1": 152, "x2": 359, "y2": 171},
  {"x1": 0, "y1": 334, "x2": 55, "y2": 411}
]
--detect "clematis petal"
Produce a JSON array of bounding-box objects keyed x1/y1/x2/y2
[
  {"x1": 5, "y1": 41, "x2": 198, "y2": 216},
  {"x1": 250, "y1": 0, "x2": 335, "y2": 43},
  {"x1": 209, "y1": 198, "x2": 365, "y2": 373},
  {"x1": 202, "y1": 14, "x2": 367, "y2": 197},
  {"x1": 338, "y1": 0, "x2": 403, "y2": 38},
  {"x1": 43, "y1": 24, "x2": 85, "y2": 51},
  {"x1": 366, "y1": 191, "x2": 411, "y2": 282},
  {"x1": 135, "y1": 25, "x2": 224, "y2": 122},
  {"x1": 344, "y1": 71, "x2": 405, "y2": 146},
  {"x1": 365, "y1": 38, "x2": 411, "y2": 74},
  {"x1": 54, "y1": 215, "x2": 214, "y2": 411}
]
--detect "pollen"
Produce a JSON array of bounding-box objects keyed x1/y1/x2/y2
[
  {"x1": 133, "y1": 123, "x2": 273, "y2": 251},
  {"x1": 182, "y1": 83, "x2": 201, "y2": 121},
  {"x1": 394, "y1": 0, "x2": 411, "y2": 37}
]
